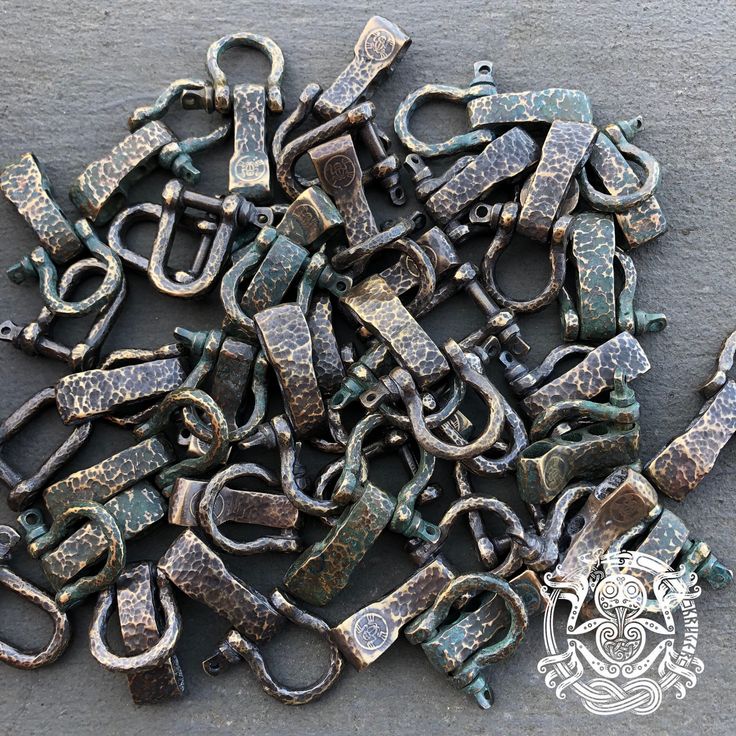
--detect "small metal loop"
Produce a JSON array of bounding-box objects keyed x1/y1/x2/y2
[
  {"x1": 0, "y1": 525, "x2": 71, "y2": 669},
  {"x1": 89, "y1": 569, "x2": 182, "y2": 673},
  {"x1": 203, "y1": 32, "x2": 285, "y2": 114},
  {"x1": 128, "y1": 78, "x2": 211, "y2": 129},
  {"x1": 614, "y1": 249, "x2": 667, "y2": 336},
  {"x1": 578, "y1": 118, "x2": 661, "y2": 212},
  {"x1": 333, "y1": 413, "x2": 385, "y2": 505},
  {"x1": 198, "y1": 463, "x2": 301, "y2": 555},
  {"x1": 205, "y1": 590, "x2": 344, "y2": 705},
  {"x1": 481, "y1": 204, "x2": 570, "y2": 314},
  {"x1": 28, "y1": 501, "x2": 126, "y2": 611},
  {"x1": 700, "y1": 329, "x2": 736, "y2": 399},
  {"x1": 394, "y1": 62, "x2": 496, "y2": 158},
  {"x1": 133, "y1": 388, "x2": 230, "y2": 492}
]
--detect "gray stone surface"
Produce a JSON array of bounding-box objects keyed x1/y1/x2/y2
[{"x1": 0, "y1": 1, "x2": 734, "y2": 734}]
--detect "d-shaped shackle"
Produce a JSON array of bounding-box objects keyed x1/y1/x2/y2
[{"x1": 181, "y1": 32, "x2": 284, "y2": 114}]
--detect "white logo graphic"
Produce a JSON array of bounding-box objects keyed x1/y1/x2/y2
[{"x1": 538, "y1": 550, "x2": 703, "y2": 715}]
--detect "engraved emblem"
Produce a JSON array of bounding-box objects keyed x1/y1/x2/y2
[
  {"x1": 353, "y1": 611, "x2": 390, "y2": 651},
  {"x1": 290, "y1": 203, "x2": 321, "y2": 242},
  {"x1": 363, "y1": 29, "x2": 396, "y2": 62},
  {"x1": 234, "y1": 154, "x2": 268, "y2": 182},
  {"x1": 323, "y1": 155, "x2": 357, "y2": 188}
]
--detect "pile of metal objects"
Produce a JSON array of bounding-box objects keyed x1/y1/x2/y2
[{"x1": 0, "y1": 15, "x2": 733, "y2": 710}]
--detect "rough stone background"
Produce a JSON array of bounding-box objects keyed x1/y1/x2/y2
[{"x1": 0, "y1": 1, "x2": 734, "y2": 734}]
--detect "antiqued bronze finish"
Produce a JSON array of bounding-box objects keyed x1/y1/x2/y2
[
  {"x1": 89, "y1": 563, "x2": 182, "y2": 679},
  {"x1": 197, "y1": 463, "x2": 302, "y2": 555},
  {"x1": 22, "y1": 500, "x2": 126, "y2": 610},
  {"x1": 517, "y1": 371, "x2": 641, "y2": 503},
  {"x1": 0, "y1": 524, "x2": 71, "y2": 669},
  {"x1": 341, "y1": 275, "x2": 449, "y2": 390},
  {"x1": 283, "y1": 480, "x2": 394, "y2": 606},
  {"x1": 646, "y1": 329, "x2": 736, "y2": 500},
  {"x1": 0, "y1": 153, "x2": 83, "y2": 263},
  {"x1": 405, "y1": 573, "x2": 529, "y2": 709},
  {"x1": 0, "y1": 387, "x2": 91, "y2": 511},
  {"x1": 500, "y1": 331, "x2": 651, "y2": 417},
  {"x1": 55, "y1": 357, "x2": 186, "y2": 424},
  {"x1": 309, "y1": 134, "x2": 377, "y2": 247},
  {"x1": 8, "y1": 220, "x2": 124, "y2": 318},
  {"x1": 91, "y1": 562, "x2": 185, "y2": 703},
  {"x1": 480, "y1": 203, "x2": 572, "y2": 314},
  {"x1": 276, "y1": 186, "x2": 343, "y2": 248},
  {"x1": 394, "y1": 61, "x2": 496, "y2": 158},
  {"x1": 30, "y1": 485, "x2": 165, "y2": 593},
  {"x1": 578, "y1": 118, "x2": 661, "y2": 214},
  {"x1": 178, "y1": 32, "x2": 283, "y2": 199},
  {"x1": 169, "y1": 476, "x2": 299, "y2": 529},
  {"x1": 553, "y1": 468, "x2": 658, "y2": 581},
  {"x1": 254, "y1": 303, "x2": 327, "y2": 437},
  {"x1": 1, "y1": 256, "x2": 127, "y2": 371},
  {"x1": 158, "y1": 530, "x2": 285, "y2": 641},
  {"x1": 517, "y1": 120, "x2": 597, "y2": 242},
  {"x1": 330, "y1": 558, "x2": 455, "y2": 669},
  {"x1": 43, "y1": 436, "x2": 174, "y2": 517},
  {"x1": 467, "y1": 87, "x2": 593, "y2": 127},
  {"x1": 203, "y1": 590, "x2": 344, "y2": 705},
  {"x1": 560, "y1": 216, "x2": 666, "y2": 341},
  {"x1": 407, "y1": 127, "x2": 540, "y2": 226},
  {"x1": 585, "y1": 124, "x2": 667, "y2": 248}
]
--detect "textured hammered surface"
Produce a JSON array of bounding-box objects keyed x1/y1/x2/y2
[
  {"x1": 522, "y1": 332, "x2": 651, "y2": 416},
  {"x1": 329, "y1": 558, "x2": 454, "y2": 670},
  {"x1": 41, "y1": 484, "x2": 165, "y2": 589},
  {"x1": 309, "y1": 135, "x2": 377, "y2": 247},
  {"x1": 341, "y1": 275, "x2": 448, "y2": 389},
  {"x1": 308, "y1": 293, "x2": 345, "y2": 397},
  {"x1": 570, "y1": 212, "x2": 617, "y2": 341},
  {"x1": 55, "y1": 358, "x2": 186, "y2": 424},
  {"x1": 229, "y1": 84, "x2": 270, "y2": 200},
  {"x1": 313, "y1": 16, "x2": 411, "y2": 119},
  {"x1": 588, "y1": 133, "x2": 668, "y2": 248},
  {"x1": 158, "y1": 530, "x2": 284, "y2": 641},
  {"x1": 0, "y1": 153, "x2": 82, "y2": 263},
  {"x1": 467, "y1": 88, "x2": 593, "y2": 127},
  {"x1": 645, "y1": 379, "x2": 736, "y2": 500},
  {"x1": 517, "y1": 120, "x2": 597, "y2": 241},
  {"x1": 283, "y1": 481, "x2": 394, "y2": 606},
  {"x1": 426, "y1": 127, "x2": 540, "y2": 225},
  {"x1": 43, "y1": 437, "x2": 174, "y2": 517},
  {"x1": 70, "y1": 121, "x2": 175, "y2": 223},
  {"x1": 254, "y1": 303, "x2": 326, "y2": 437}
]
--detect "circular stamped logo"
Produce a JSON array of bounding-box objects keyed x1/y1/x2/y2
[
  {"x1": 234, "y1": 154, "x2": 268, "y2": 182},
  {"x1": 323, "y1": 155, "x2": 357, "y2": 189},
  {"x1": 289, "y1": 202, "x2": 321, "y2": 242},
  {"x1": 353, "y1": 611, "x2": 390, "y2": 651},
  {"x1": 363, "y1": 29, "x2": 395, "y2": 62},
  {"x1": 538, "y1": 550, "x2": 704, "y2": 716}
]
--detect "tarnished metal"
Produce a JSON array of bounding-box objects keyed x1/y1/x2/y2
[
  {"x1": 517, "y1": 371, "x2": 641, "y2": 503},
  {"x1": 89, "y1": 563, "x2": 184, "y2": 703},
  {"x1": 55, "y1": 357, "x2": 186, "y2": 424},
  {"x1": 158, "y1": 530, "x2": 284, "y2": 641},
  {"x1": 407, "y1": 127, "x2": 540, "y2": 226},
  {"x1": 645, "y1": 329, "x2": 736, "y2": 500},
  {"x1": 283, "y1": 480, "x2": 394, "y2": 606},
  {"x1": 0, "y1": 387, "x2": 91, "y2": 511},
  {"x1": 203, "y1": 590, "x2": 344, "y2": 705},
  {"x1": 254, "y1": 303, "x2": 327, "y2": 437},
  {"x1": 394, "y1": 61, "x2": 496, "y2": 158},
  {"x1": 467, "y1": 87, "x2": 593, "y2": 127},
  {"x1": 43, "y1": 436, "x2": 174, "y2": 517},
  {"x1": 276, "y1": 187, "x2": 343, "y2": 248},
  {"x1": 23, "y1": 500, "x2": 126, "y2": 610},
  {"x1": 500, "y1": 331, "x2": 651, "y2": 417},
  {"x1": 405, "y1": 573, "x2": 530, "y2": 709},
  {"x1": 0, "y1": 153, "x2": 83, "y2": 263},
  {"x1": 0, "y1": 525, "x2": 71, "y2": 669},
  {"x1": 330, "y1": 559, "x2": 455, "y2": 669},
  {"x1": 1, "y1": 256, "x2": 127, "y2": 371}
]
